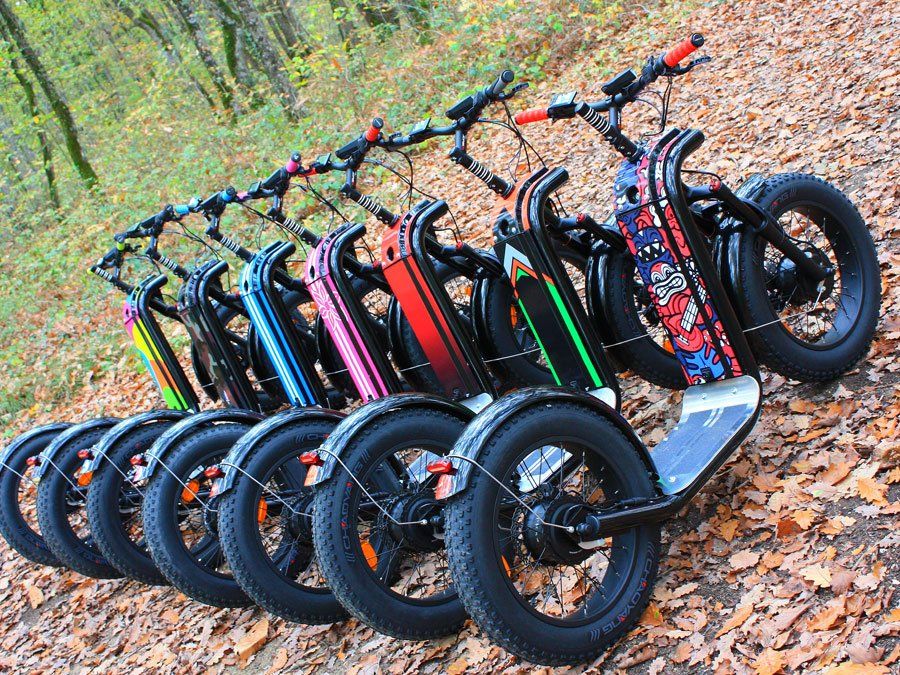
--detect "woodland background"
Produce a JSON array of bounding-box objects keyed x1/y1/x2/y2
[{"x1": 0, "y1": 0, "x2": 898, "y2": 673}]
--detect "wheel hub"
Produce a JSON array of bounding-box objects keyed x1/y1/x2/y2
[
  {"x1": 523, "y1": 495, "x2": 595, "y2": 566},
  {"x1": 286, "y1": 494, "x2": 314, "y2": 544},
  {"x1": 385, "y1": 493, "x2": 442, "y2": 552},
  {"x1": 770, "y1": 245, "x2": 835, "y2": 308}
]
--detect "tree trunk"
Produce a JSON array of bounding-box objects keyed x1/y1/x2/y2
[
  {"x1": 2, "y1": 34, "x2": 59, "y2": 208},
  {"x1": 0, "y1": 0, "x2": 98, "y2": 186},
  {"x1": 357, "y1": 1, "x2": 401, "y2": 28},
  {"x1": 207, "y1": 0, "x2": 255, "y2": 90},
  {"x1": 229, "y1": 0, "x2": 303, "y2": 120},
  {"x1": 168, "y1": 0, "x2": 235, "y2": 113},
  {"x1": 111, "y1": 0, "x2": 217, "y2": 109},
  {"x1": 327, "y1": 0, "x2": 356, "y2": 46}
]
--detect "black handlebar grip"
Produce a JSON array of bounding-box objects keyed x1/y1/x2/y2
[
  {"x1": 487, "y1": 70, "x2": 514, "y2": 98},
  {"x1": 261, "y1": 166, "x2": 286, "y2": 191}
]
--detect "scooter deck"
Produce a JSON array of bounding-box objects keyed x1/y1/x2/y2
[{"x1": 651, "y1": 375, "x2": 760, "y2": 494}]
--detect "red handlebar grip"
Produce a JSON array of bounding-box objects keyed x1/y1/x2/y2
[
  {"x1": 663, "y1": 33, "x2": 704, "y2": 67},
  {"x1": 514, "y1": 108, "x2": 550, "y2": 125},
  {"x1": 364, "y1": 117, "x2": 383, "y2": 142},
  {"x1": 285, "y1": 158, "x2": 300, "y2": 174}
]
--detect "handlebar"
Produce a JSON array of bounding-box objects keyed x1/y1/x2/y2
[
  {"x1": 486, "y1": 69, "x2": 514, "y2": 99},
  {"x1": 514, "y1": 107, "x2": 550, "y2": 125},
  {"x1": 663, "y1": 33, "x2": 704, "y2": 68}
]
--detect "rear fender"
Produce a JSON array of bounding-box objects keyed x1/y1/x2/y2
[
  {"x1": 309, "y1": 393, "x2": 475, "y2": 485},
  {"x1": 216, "y1": 407, "x2": 345, "y2": 495},
  {"x1": 32, "y1": 418, "x2": 120, "y2": 481},
  {"x1": 83, "y1": 410, "x2": 188, "y2": 472},
  {"x1": 140, "y1": 409, "x2": 264, "y2": 480},
  {"x1": 437, "y1": 387, "x2": 654, "y2": 499}
]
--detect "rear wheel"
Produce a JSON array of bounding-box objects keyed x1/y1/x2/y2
[
  {"x1": 445, "y1": 403, "x2": 660, "y2": 665},
  {"x1": 313, "y1": 407, "x2": 468, "y2": 639},
  {"x1": 86, "y1": 420, "x2": 176, "y2": 584},
  {"x1": 143, "y1": 422, "x2": 254, "y2": 607},
  {"x1": 218, "y1": 420, "x2": 346, "y2": 624},
  {"x1": 736, "y1": 173, "x2": 880, "y2": 381},
  {"x1": 36, "y1": 424, "x2": 123, "y2": 579},
  {"x1": 0, "y1": 425, "x2": 70, "y2": 566}
]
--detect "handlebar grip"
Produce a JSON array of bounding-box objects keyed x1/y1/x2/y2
[
  {"x1": 663, "y1": 33, "x2": 704, "y2": 67},
  {"x1": 285, "y1": 151, "x2": 301, "y2": 174},
  {"x1": 514, "y1": 107, "x2": 550, "y2": 125},
  {"x1": 487, "y1": 69, "x2": 514, "y2": 98},
  {"x1": 365, "y1": 117, "x2": 384, "y2": 142}
]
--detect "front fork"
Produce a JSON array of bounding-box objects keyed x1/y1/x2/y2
[{"x1": 688, "y1": 180, "x2": 831, "y2": 284}]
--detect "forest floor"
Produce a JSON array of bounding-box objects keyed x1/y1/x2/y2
[{"x1": 1, "y1": 0, "x2": 898, "y2": 672}]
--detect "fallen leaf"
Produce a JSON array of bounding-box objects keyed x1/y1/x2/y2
[
  {"x1": 808, "y1": 598, "x2": 846, "y2": 631},
  {"x1": 235, "y1": 618, "x2": 269, "y2": 667},
  {"x1": 717, "y1": 603, "x2": 754, "y2": 636},
  {"x1": 801, "y1": 564, "x2": 832, "y2": 588},
  {"x1": 825, "y1": 663, "x2": 889, "y2": 674},
  {"x1": 754, "y1": 647, "x2": 784, "y2": 675},
  {"x1": 447, "y1": 657, "x2": 468, "y2": 675},
  {"x1": 730, "y1": 550, "x2": 761, "y2": 571},
  {"x1": 856, "y1": 477, "x2": 888, "y2": 505},
  {"x1": 26, "y1": 585, "x2": 44, "y2": 609}
]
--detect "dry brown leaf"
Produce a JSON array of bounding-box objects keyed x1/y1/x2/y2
[
  {"x1": 754, "y1": 647, "x2": 784, "y2": 675},
  {"x1": 446, "y1": 657, "x2": 468, "y2": 675},
  {"x1": 267, "y1": 647, "x2": 289, "y2": 674},
  {"x1": 800, "y1": 564, "x2": 832, "y2": 588},
  {"x1": 856, "y1": 477, "x2": 888, "y2": 505},
  {"x1": 719, "y1": 518, "x2": 740, "y2": 542},
  {"x1": 825, "y1": 663, "x2": 890, "y2": 674},
  {"x1": 808, "y1": 598, "x2": 846, "y2": 631},
  {"x1": 26, "y1": 585, "x2": 44, "y2": 609},
  {"x1": 235, "y1": 618, "x2": 269, "y2": 668},
  {"x1": 716, "y1": 603, "x2": 754, "y2": 636},
  {"x1": 730, "y1": 550, "x2": 760, "y2": 571}
]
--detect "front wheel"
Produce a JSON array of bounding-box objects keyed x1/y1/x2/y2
[
  {"x1": 218, "y1": 419, "x2": 346, "y2": 624},
  {"x1": 735, "y1": 173, "x2": 880, "y2": 381},
  {"x1": 444, "y1": 402, "x2": 660, "y2": 666},
  {"x1": 143, "y1": 422, "x2": 255, "y2": 607},
  {"x1": 312, "y1": 407, "x2": 468, "y2": 639},
  {"x1": 86, "y1": 419, "x2": 176, "y2": 584}
]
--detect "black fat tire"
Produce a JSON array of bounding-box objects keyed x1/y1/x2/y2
[
  {"x1": 218, "y1": 420, "x2": 347, "y2": 624},
  {"x1": 86, "y1": 421, "x2": 174, "y2": 585},
  {"x1": 444, "y1": 403, "x2": 661, "y2": 666},
  {"x1": 602, "y1": 251, "x2": 686, "y2": 390},
  {"x1": 143, "y1": 423, "x2": 253, "y2": 607},
  {"x1": 735, "y1": 173, "x2": 880, "y2": 381},
  {"x1": 313, "y1": 408, "x2": 468, "y2": 639},
  {"x1": 0, "y1": 425, "x2": 70, "y2": 566},
  {"x1": 36, "y1": 426, "x2": 124, "y2": 579}
]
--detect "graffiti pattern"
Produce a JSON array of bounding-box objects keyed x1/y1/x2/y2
[{"x1": 613, "y1": 139, "x2": 742, "y2": 384}]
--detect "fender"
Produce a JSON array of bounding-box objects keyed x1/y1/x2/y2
[
  {"x1": 584, "y1": 240, "x2": 627, "y2": 370},
  {"x1": 437, "y1": 387, "x2": 656, "y2": 499},
  {"x1": 715, "y1": 173, "x2": 768, "y2": 332},
  {"x1": 310, "y1": 393, "x2": 476, "y2": 485},
  {"x1": 0, "y1": 422, "x2": 71, "y2": 471},
  {"x1": 83, "y1": 410, "x2": 188, "y2": 472},
  {"x1": 140, "y1": 409, "x2": 264, "y2": 480},
  {"x1": 32, "y1": 418, "x2": 120, "y2": 481},
  {"x1": 216, "y1": 407, "x2": 346, "y2": 495}
]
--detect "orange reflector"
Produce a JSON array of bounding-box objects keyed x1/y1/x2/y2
[
  {"x1": 502, "y1": 555, "x2": 512, "y2": 577},
  {"x1": 303, "y1": 464, "x2": 320, "y2": 487},
  {"x1": 203, "y1": 466, "x2": 224, "y2": 479},
  {"x1": 360, "y1": 539, "x2": 378, "y2": 571},
  {"x1": 435, "y1": 474, "x2": 454, "y2": 501},
  {"x1": 76, "y1": 471, "x2": 93, "y2": 487},
  {"x1": 181, "y1": 479, "x2": 200, "y2": 503},
  {"x1": 510, "y1": 305, "x2": 518, "y2": 327},
  {"x1": 299, "y1": 451, "x2": 323, "y2": 467},
  {"x1": 663, "y1": 337, "x2": 674, "y2": 354},
  {"x1": 130, "y1": 455, "x2": 147, "y2": 467},
  {"x1": 426, "y1": 458, "x2": 456, "y2": 475},
  {"x1": 257, "y1": 499, "x2": 268, "y2": 523}
]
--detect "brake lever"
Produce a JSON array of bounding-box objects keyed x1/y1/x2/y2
[
  {"x1": 672, "y1": 55, "x2": 711, "y2": 75},
  {"x1": 498, "y1": 82, "x2": 529, "y2": 100}
]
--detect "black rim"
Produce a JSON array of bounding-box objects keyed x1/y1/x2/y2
[
  {"x1": 246, "y1": 456, "x2": 329, "y2": 594},
  {"x1": 753, "y1": 202, "x2": 863, "y2": 350},
  {"x1": 489, "y1": 440, "x2": 639, "y2": 627},
  {"x1": 168, "y1": 449, "x2": 230, "y2": 578},
  {"x1": 345, "y1": 440, "x2": 455, "y2": 606}
]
